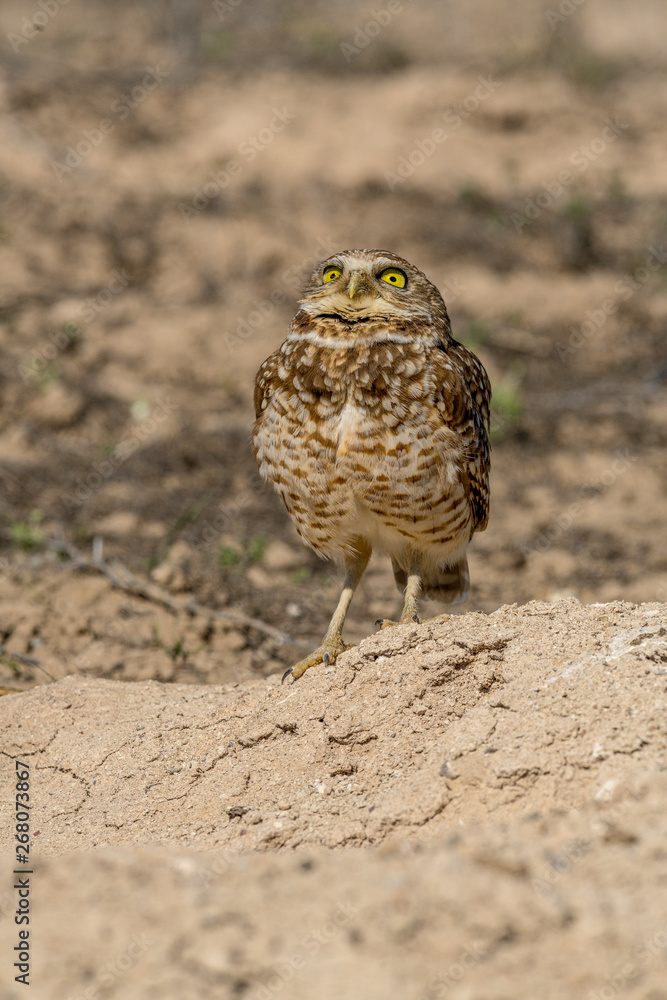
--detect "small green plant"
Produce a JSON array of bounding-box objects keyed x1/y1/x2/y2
[
  {"x1": 503, "y1": 308, "x2": 525, "y2": 326},
  {"x1": 542, "y1": 27, "x2": 619, "y2": 91},
  {"x1": 201, "y1": 29, "x2": 236, "y2": 61},
  {"x1": 168, "y1": 639, "x2": 185, "y2": 661},
  {"x1": 9, "y1": 512, "x2": 44, "y2": 551},
  {"x1": 291, "y1": 567, "x2": 309, "y2": 585},
  {"x1": 0, "y1": 654, "x2": 20, "y2": 675},
  {"x1": 150, "y1": 624, "x2": 190, "y2": 663},
  {"x1": 464, "y1": 321, "x2": 493, "y2": 353},
  {"x1": 219, "y1": 546, "x2": 242, "y2": 568},
  {"x1": 74, "y1": 523, "x2": 93, "y2": 544},
  {"x1": 247, "y1": 534, "x2": 266, "y2": 564},
  {"x1": 607, "y1": 174, "x2": 629, "y2": 204},
  {"x1": 564, "y1": 192, "x2": 591, "y2": 223},
  {"x1": 458, "y1": 181, "x2": 485, "y2": 209},
  {"x1": 567, "y1": 50, "x2": 618, "y2": 90},
  {"x1": 297, "y1": 26, "x2": 343, "y2": 64},
  {"x1": 218, "y1": 534, "x2": 267, "y2": 572},
  {"x1": 34, "y1": 366, "x2": 60, "y2": 390},
  {"x1": 490, "y1": 368, "x2": 524, "y2": 442},
  {"x1": 562, "y1": 191, "x2": 595, "y2": 270},
  {"x1": 60, "y1": 322, "x2": 82, "y2": 351},
  {"x1": 130, "y1": 398, "x2": 151, "y2": 421}
]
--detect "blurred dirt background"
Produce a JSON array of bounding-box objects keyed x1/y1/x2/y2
[{"x1": 0, "y1": 0, "x2": 666, "y2": 690}]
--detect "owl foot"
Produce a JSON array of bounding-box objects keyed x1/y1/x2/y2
[
  {"x1": 281, "y1": 636, "x2": 355, "y2": 684},
  {"x1": 375, "y1": 614, "x2": 422, "y2": 629}
]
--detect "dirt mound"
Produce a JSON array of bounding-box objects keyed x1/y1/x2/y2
[
  {"x1": 1, "y1": 599, "x2": 666, "y2": 998},
  {"x1": 2, "y1": 1, "x2": 667, "y2": 996}
]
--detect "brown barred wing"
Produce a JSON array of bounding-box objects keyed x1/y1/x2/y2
[{"x1": 434, "y1": 339, "x2": 491, "y2": 534}]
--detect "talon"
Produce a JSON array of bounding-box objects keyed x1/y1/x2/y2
[
  {"x1": 375, "y1": 618, "x2": 385, "y2": 626},
  {"x1": 280, "y1": 636, "x2": 354, "y2": 684},
  {"x1": 412, "y1": 614, "x2": 420, "y2": 623}
]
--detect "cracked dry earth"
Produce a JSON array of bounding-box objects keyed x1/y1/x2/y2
[{"x1": 1, "y1": 598, "x2": 667, "y2": 999}]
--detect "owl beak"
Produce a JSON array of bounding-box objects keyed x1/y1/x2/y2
[{"x1": 346, "y1": 271, "x2": 368, "y2": 299}]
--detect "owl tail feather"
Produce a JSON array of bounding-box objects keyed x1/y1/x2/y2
[{"x1": 392, "y1": 557, "x2": 470, "y2": 605}]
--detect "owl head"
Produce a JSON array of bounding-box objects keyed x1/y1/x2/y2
[{"x1": 297, "y1": 249, "x2": 451, "y2": 335}]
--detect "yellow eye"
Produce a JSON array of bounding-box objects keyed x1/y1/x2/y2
[
  {"x1": 379, "y1": 268, "x2": 407, "y2": 288},
  {"x1": 323, "y1": 266, "x2": 342, "y2": 283}
]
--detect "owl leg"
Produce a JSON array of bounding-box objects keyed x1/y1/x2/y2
[
  {"x1": 282, "y1": 542, "x2": 371, "y2": 683},
  {"x1": 376, "y1": 566, "x2": 423, "y2": 629}
]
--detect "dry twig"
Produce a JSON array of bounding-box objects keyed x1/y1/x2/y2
[{"x1": 44, "y1": 538, "x2": 306, "y2": 649}]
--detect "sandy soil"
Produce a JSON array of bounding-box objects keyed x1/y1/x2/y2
[
  {"x1": 0, "y1": 0, "x2": 666, "y2": 996},
  {"x1": 1, "y1": 598, "x2": 667, "y2": 998}
]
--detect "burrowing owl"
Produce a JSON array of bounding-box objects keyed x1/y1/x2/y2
[{"x1": 253, "y1": 249, "x2": 490, "y2": 681}]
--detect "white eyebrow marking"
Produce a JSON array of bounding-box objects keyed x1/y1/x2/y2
[{"x1": 287, "y1": 332, "x2": 415, "y2": 348}]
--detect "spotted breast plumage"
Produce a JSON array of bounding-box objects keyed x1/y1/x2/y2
[{"x1": 252, "y1": 249, "x2": 491, "y2": 681}]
